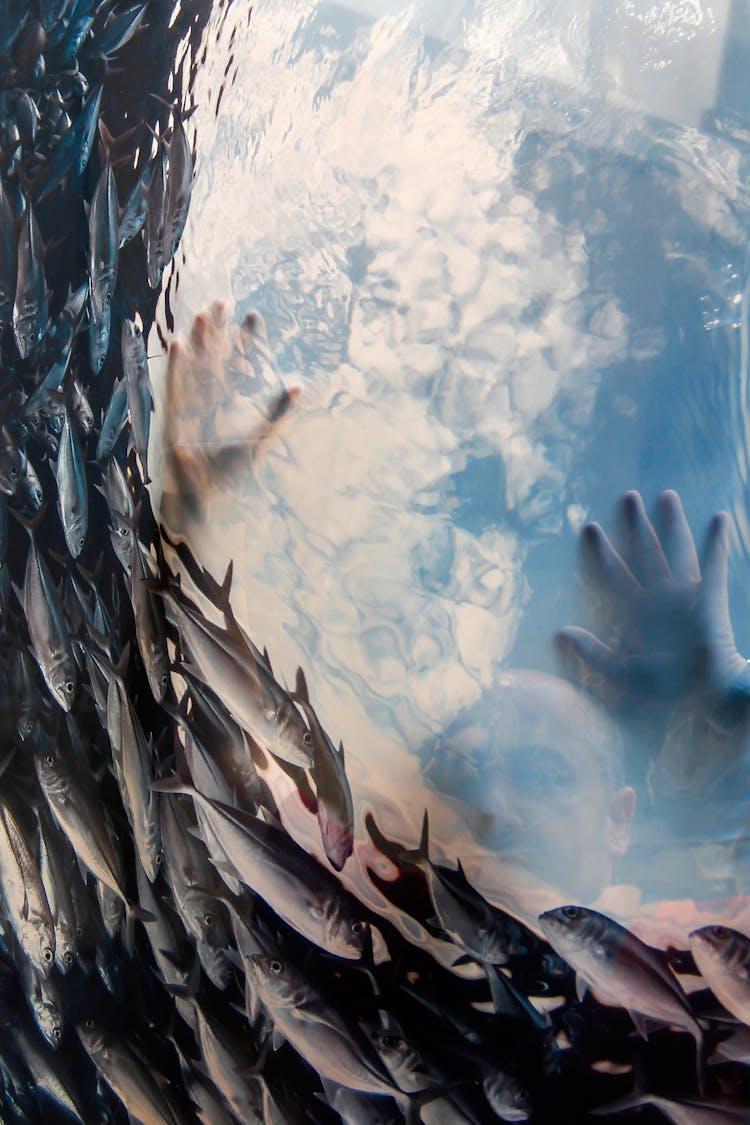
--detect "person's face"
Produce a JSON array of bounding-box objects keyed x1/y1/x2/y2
[{"x1": 447, "y1": 672, "x2": 634, "y2": 904}]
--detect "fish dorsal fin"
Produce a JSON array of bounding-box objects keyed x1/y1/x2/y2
[
  {"x1": 295, "y1": 666, "x2": 309, "y2": 703},
  {"x1": 338, "y1": 739, "x2": 345, "y2": 766}
]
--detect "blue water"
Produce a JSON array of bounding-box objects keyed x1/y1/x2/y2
[{"x1": 155, "y1": 0, "x2": 750, "y2": 952}]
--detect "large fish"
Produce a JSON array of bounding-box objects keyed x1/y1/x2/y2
[
  {"x1": 19, "y1": 955, "x2": 64, "y2": 1049},
  {"x1": 153, "y1": 777, "x2": 368, "y2": 959},
  {"x1": 690, "y1": 925, "x2": 750, "y2": 1026},
  {"x1": 0, "y1": 180, "x2": 16, "y2": 328},
  {"x1": 539, "y1": 907, "x2": 704, "y2": 1091},
  {"x1": 13, "y1": 1021, "x2": 86, "y2": 1124},
  {"x1": 294, "y1": 667, "x2": 353, "y2": 871},
  {"x1": 164, "y1": 109, "x2": 193, "y2": 264},
  {"x1": 36, "y1": 83, "x2": 102, "y2": 202},
  {"x1": 55, "y1": 409, "x2": 88, "y2": 557},
  {"x1": 88, "y1": 160, "x2": 119, "y2": 374},
  {"x1": 36, "y1": 808, "x2": 77, "y2": 973},
  {"x1": 130, "y1": 536, "x2": 169, "y2": 701},
  {"x1": 13, "y1": 198, "x2": 48, "y2": 359},
  {"x1": 96, "y1": 374, "x2": 128, "y2": 460}
]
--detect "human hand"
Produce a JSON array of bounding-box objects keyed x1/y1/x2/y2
[
  {"x1": 557, "y1": 490, "x2": 749, "y2": 711},
  {"x1": 159, "y1": 301, "x2": 300, "y2": 531}
]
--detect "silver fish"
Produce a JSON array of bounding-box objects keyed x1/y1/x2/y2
[
  {"x1": 20, "y1": 525, "x2": 77, "y2": 710},
  {"x1": 320, "y1": 1078, "x2": 402, "y2": 1125},
  {"x1": 107, "y1": 674, "x2": 162, "y2": 881},
  {"x1": 690, "y1": 925, "x2": 750, "y2": 1027},
  {"x1": 122, "y1": 318, "x2": 152, "y2": 481},
  {"x1": 154, "y1": 777, "x2": 367, "y2": 959},
  {"x1": 164, "y1": 111, "x2": 193, "y2": 264},
  {"x1": 13, "y1": 199, "x2": 47, "y2": 359},
  {"x1": 68, "y1": 377, "x2": 94, "y2": 436},
  {"x1": 88, "y1": 160, "x2": 119, "y2": 373},
  {"x1": 96, "y1": 375, "x2": 128, "y2": 460},
  {"x1": 0, "y1": 181, "x2": 16, "y2": 328},
  {"x1": 118, "y1": 165, "x2": 151, "y2": 248},
  {"x1": 36, "y1": 84, "x2": 102, "y2": 202},
  {"x1": 13, "y1": 1022, "x2": 85, "y2": 1124},
  {"x1": 0, "y1": 799, "x2": 55, "y2": 976},
  {"x1": 295, "y1": 667, "x2": 353, "y2": 871},
  {"x1": 145, "y1": 146, "x2": 168, "y2": 289},
  {"x1": 592, "y1": 1091, "x2": 748, "y2": 1123},
  {"x1": 36, "y1": 808, "x2": 77, "y2": 973},
  {"x1": 247, "y1": 943, "x2": 399, "y2": 1097},
  {"x1": 191, "y1": 1002, "x2": 264, "y2": 1123},
  {"x1": 20, "y1": 956, "x2": 64, "y2": 1049},
  {"x1": 130, "y1": 538, "x2": 169, "y2": 701},
  {"x1": 539, "y1": 907, "x2": 704, "y2": 1091},
  {"x1": 76, "y1": 1022, "x2": 181, "y2": 1125},
  {"x1": 55, "y1": 409, "x2": 88, "y2": 557},
  {"x1": 165, "y1": 591, "x2": 313, "y2": 768},
  {"x1": 135, "y1": 860, "x2": 195, "y2": 1029}
]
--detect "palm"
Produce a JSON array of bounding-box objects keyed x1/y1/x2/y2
[{"x1": 558, "y1": 491, "x2": 748, "y2": 706}]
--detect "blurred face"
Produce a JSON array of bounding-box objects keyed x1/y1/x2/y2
[{"x1": 430, "y1": 671, "x2": 634, "y2": 904}]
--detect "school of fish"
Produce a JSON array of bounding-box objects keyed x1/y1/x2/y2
[{"x1": 0, "y1": 1, "x2": 749, "y2": 1123}]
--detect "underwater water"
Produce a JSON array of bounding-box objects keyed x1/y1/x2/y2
[{"x1": 5, "y1": 0, "x2": 750, "y2": 1121}]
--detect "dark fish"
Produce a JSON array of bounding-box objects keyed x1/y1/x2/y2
[
  {"x1": 164, "y1": 110, "x2": 193, "y2": 263},
  {"x1": 0, "y1": 180, "x2": 16, "y2": 328},
  {"x1": 18, "y1": 516, "x2": 77, "y2": 711},
  {"x1": 690, "y1": 925, "x2": 750, "y2": 1026},
  {"x1": 130, "y1": 537, "x2": 169, "y2": 701},
  {"x1": 145, "y1": 145, "x2": 167, "y2": 289},
  {"x1": 13, "y1": 1022, "x2": 86, "y2": 1124},
  {"x1": 36, "y1": 84, "x2": 102, "y2": 203},
  {"x1": 76, "y1": 1021, "x2": 182, "y2": 1125},
  {"x1": 96, "y1": 374, "x2": 128, "y2": 460},
  {"x1": 93, "y1": 2, "x2": 147, "y2": 60},
  {"x1": 55, "y1": 409, "x2": 88, "y2": 557},
  {"x1": 118, "y1": 165, "x2": 151, "y2": 248}
]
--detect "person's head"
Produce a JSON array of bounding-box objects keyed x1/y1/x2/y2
[{"x1": 422, "y1": 669, "x2": 635, "y2": 903}]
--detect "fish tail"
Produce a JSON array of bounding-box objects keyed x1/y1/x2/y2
[
  {"x1": 364, "y1": 809, "x2": 430, "y2": 868},
  {"x1": 122, "y1": 898, "x2": 156, "y2": 955},
  {"x1": 695, "y1": 1025, "x2": 706, "y2": 1096}
]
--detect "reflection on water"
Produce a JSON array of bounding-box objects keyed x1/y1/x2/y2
[{"x1": 155, "y1": 0, "x2": 750, "y2": 945}]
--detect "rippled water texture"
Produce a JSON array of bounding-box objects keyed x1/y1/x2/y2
[{"x1": 154, "y1": 0, "x2": 750, "y2": 947}]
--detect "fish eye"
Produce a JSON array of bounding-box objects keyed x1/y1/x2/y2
[
  {"x1": 64, "y1": 951, "x2": 73, "y2": 965},
  {"x1": 270, "y1": 959, "x2": 283, "y2": 974},
  {"x1": 105, "y1": 294, "x2": 111, "y2": 305},
  {"x1": 710, "y1": 926, "x2": 730, "y2": 940},
  {"x1": 84, "y1": 1018, "x2": 93, "y2": 1029},
  {"x1": 203, "y1": 912, "x2": 213, "y2": 928},
  {"x1": 265, "y1": 708, "x2": 277, "y2": 722},
  {"x1": 351, "y1": 921, "x2": 365, "y2": 935},
  {"x1": 161, "y1": 674, "x2": 168, "y2": 687},
  {"x1": 75, "y1": 926, "x2": 83, "y2": 937},
  {"x1": 562, "y1": 907, "x2": 580, "y2": 920},
  {"x1": 64, "y1": 681, "x2": 74, "y2": 693},
  {"x1": 53, "y1": 1026, "x2": 61, "y2": 1040},
  {"x1": 9, "y1": 465, "x2": 17, "y2": 478},
  {"x1": 45, "y1": 753, "x2": 55, "y2": 766},
  {"x1": 302, "y1": 732, "x2": 312, "y2": 745},
  {"x1": 78, "y1": 537, "x2": 84, "y2": 549},
  {"x1": 43, "y1": 948, "x2": 53, "y2": 963}
]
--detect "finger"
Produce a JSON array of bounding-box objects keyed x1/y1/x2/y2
[
  {"x1": 700, "y1": 511, "x2": 731, "y2": 618},
  {"x1": 657, "y1": 490, "x2": 700, "y2": 583},
  {"x1": 557, "y1": 627, "x2": 690, "y2": 698},
  {"x1": 580, "y1": 521, "x2": 639, "y2": 600},
  {"x1": 189, "y1": 310, "x2": 216, "y2": 354},
  {"x1": 619, "y1": 490, "x2": 671, "y2": 585}
]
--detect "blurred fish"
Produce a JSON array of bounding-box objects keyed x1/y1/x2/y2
[
  {"x1": 13, "y1": 1021, "x2": 85, "y2": 1124},
  {"x1": 92, "y1": 2, "x2": 147, "y2": 61},
  {"x1": 130, "y1": 536, "x2": 169, "y2": 701},
  {"x1": 0, "y1": 180, "x2": 16, "y2": 328},
  {"x1": 36, "y1": 807, "x2": 77, "y2": 973},
  {"x1": 592, "y1": 1090, "x2": 749, "y2": 1123},
  {"x1": 164, "y1": 109, "x2": 193, "y2": 263},
  {"x1": 320, "y1": 1078, "x2": 401, "y2": 1124},
  {"x1": 294, "y1": 667, "x2": 353, "y2": 871},
  {"x1": 145, "y1": 145, "x2": 167, "y2": 289},
  {"x1": 68, "y1": 376, "x2": 94, "y2": 436},
  {"x1": 189, "y1": 1001, "x2": 265, "y2": 1123},
  {"x1": 19, "y1": 955, "x2": 64, "y2": 1049},
  {"x1": 13, "y1": 198, "x2": 47, "y2": 359},
  {"x1": 690, "y1": 925, "x2": 750, "y2": 1026}
]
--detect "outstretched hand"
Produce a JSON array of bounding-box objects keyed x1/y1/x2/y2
[{"x1": 557, "y1": 490, "x2": 749, "y2": 711}]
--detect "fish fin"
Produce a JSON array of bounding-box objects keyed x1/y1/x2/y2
[
  {"x1": 629, "y1": 1010, "x2": 651, "y2": 1041},
  {"x1": 262, "y1": 646, "x2": 272, "y2": 673},
  {"x1": 486, "y1": 965, "x2": 550, "y2": 1030},
  {"x1": 271, "y1": 1027, "x2": 285, "y2": 1051},
  {"x1": 451, "y1": 954, "x2": 473, "y2": 967},
  {"x1": 576, "y1": 974, "x2": 588, "y2": 1003},
  {"x1": 338, "y1": 739, "x2": 345, "y2": 766},
  {"x1": 151, "y1": 776, "x2": 195, "y2": 797},
  {"x1": 295, "y1": 666, "x2": 309, "y2": 703}
]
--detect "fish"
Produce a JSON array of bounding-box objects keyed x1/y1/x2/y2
[
  {"x1": 153, "y1": 777, "x2": 369, "y2": 959},
  {"x1": 539, "y1": 907, "x2": 704, "y2": 1091},
  {"x1": 76, "y1": 1021, "x2": 182, "y2": 1125},
  {"x1": 68, "y1": 376, "x2": 94, "y2": 436},
  {"x1": 0, "y1": 180, "x2": 16, "y2": 328},
  {"x1": 122, "y1": 318, "x2": 153, "y2": 481},
  {"x1": 145, "y1": 145, "x2": 168, "y2": 289},
  {"x1": 96, "y1": 375, "x2": 128, "y2": 460},
  {"x1": 36, "y1": 84, "x2": 102, "y2": 202},
  {"x1": 294, "y1": 667, "x2": 354, "y2": 871},
  {"x1": 690, "y1": 925, "x2": 750, "y2": 1026},
  {"x1": 164, "y1": 109, "x2": 193, "y2": 264},
  {"x1": 130, "y1": 536, "x2": 169, "y2": 701},
  {"x1": 92, "y1": 2, "x2": 147, "y2": 60},
  {"x1": 55, "y1": 409, "x2": 88, "y2": 557},
  {"x1": 17, "y1": 514, "x2": 77, "y2": 711},
  {"x1": 319, "y1": 1078, "x2": 402, "y2": 1125},
  {"x1": 88, "y1": 159, "x2": 119, "y2": 374},
  {"x1": 591, "y1": 1091, "x2": 749, "y2": 1123},
  {"x1": 246, "y1": 941, "x2": 401, "y2": 1099},
  {"x1": 13, "y1": 198, "x2": 48, "y2": 359},
  {"x1": 190, "y1": 1002, "x2": 265, "y2": 1123},
  {"x1": 36, "y1": 807, "x2": 77, "y2": 973},
  {"x1": 118, "y1": 164, "x2": 151, "y2": 248},
  {"x1": 19, "y1": 955, "x2": 64, "y2": 1048},
  {"x1": 13, "y1": 1021, "x2": 86, "y2": 1124},
  {"x1": 0, "y1": 798, "x2": 55, "y2": 976},
  {"x1": 162, "y1": 583, "x2": 313, "y2": 768},
  {"x1": 483, "y1": 1073, "x2": 532, "y2": 1122}
]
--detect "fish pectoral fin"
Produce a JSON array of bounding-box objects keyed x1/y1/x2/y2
[
  {"x1": 575, "y1": 974, "x2": 588, "y2": 1003},
  {"x1": 629, "y1": 1010, "x2": 656, "y2": 1041},
  {"x1": 271, "y1": 1027, "x2": 285, "y2": 1051}
]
